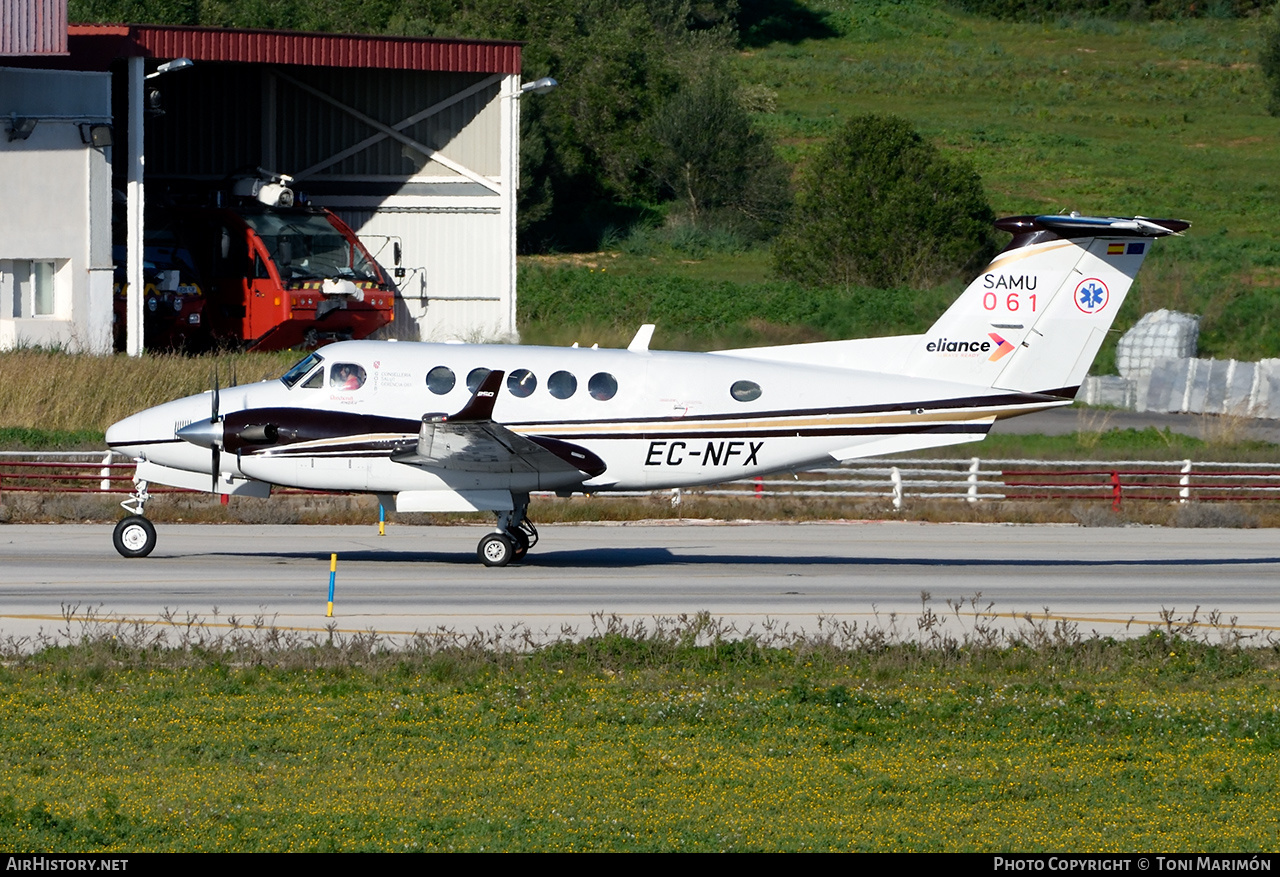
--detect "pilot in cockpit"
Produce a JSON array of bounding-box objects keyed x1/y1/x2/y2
[{"x1": 331, "y1": 364, "x2": 366, "y2": 391}]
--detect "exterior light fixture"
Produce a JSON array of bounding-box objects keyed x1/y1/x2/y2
[
  {"x1": 520, "y1": 77, "x2": 559, "y2": 95},
  {"x1": 79, "y1": 124, "x2": 114, "y2": 148},
  {"x1": 6, "y1": 116, "x2": 37, "y2": 141},
  {"x1": 145, "y1": 58, "x2": 194, "y2": 80}
]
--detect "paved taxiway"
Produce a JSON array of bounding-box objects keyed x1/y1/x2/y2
[{"x1": 1, "y1": 522, "x2": 1277, "y2": 645}]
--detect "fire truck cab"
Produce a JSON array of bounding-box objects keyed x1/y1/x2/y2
[{"x1": 115, "y1": 172, "x2": 397, "y2": 352}]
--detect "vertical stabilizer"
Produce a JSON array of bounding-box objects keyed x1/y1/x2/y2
[{"x1": 901, "y1": 215, "x2": 1188, "y2": 395}]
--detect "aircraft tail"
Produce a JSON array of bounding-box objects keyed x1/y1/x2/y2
[{"x1": 899, "y1": 214, "x2": 1189, "y2": 395}]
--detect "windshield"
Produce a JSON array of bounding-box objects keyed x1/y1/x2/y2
[
  {"x1": 242, "y1": 211, "x2": 381, "y2": 286},
  {"x1": 281, "y1": 352, "x2": 324, "y2": 388}
]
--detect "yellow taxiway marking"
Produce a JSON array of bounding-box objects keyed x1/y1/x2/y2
[{"x1": 5, "y1": 611, "x2": 1279, "y2": 635}]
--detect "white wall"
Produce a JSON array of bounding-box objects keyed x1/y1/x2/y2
[{"x1": 0, "y1": 67, "x2": 112, "y2": 352}]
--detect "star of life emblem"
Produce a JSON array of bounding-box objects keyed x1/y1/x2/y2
[{"x1": 1074, "y1": 278, "x2": 1110, "y2": 314}]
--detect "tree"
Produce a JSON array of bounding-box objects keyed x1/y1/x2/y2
[
  {"x1": 1263, "y1": 4, "x2": 1280, "y2": 117},
  {"x1": 772, "y1": 115, "x2": 995, "y2": 289},
  {"x1": 647, "y1": 68, "x2": 791, "y2": 239}
]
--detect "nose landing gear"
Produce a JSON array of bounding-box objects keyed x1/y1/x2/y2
[
  {"x1": 113, "y1": 515, "x2": 157, "y2": 558},
  {"x1": 113, "y1": 477, "x2": 157, "y2": 558}
]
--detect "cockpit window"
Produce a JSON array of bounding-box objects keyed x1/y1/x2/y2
[
  {"x1": 281, "y1": 352, "x2": 324, "y2": 388},
  {"x1": 331, "y1": 363, "x2": 367, "y2": 391}
]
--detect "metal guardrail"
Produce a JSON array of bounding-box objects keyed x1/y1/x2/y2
[
  {"x1": 679, "y1": 457, "x2": 1280, "y2": 509},
  {"x1": 4, "y1": 452, "x2": 1280, "y2": 508}
]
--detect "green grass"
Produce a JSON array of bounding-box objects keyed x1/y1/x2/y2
[
  {"x1": 517, "y1": 262, "x2": 959, "y2": 349},
  {"x1": 1, "y1": 620, "x2": 1277, "y2": 851}
]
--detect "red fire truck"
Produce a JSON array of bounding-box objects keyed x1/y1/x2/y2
[{"x1": 114, "y1": 173, "x2": 397, "y2": 352}]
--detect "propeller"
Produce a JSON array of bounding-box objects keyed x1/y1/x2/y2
[
  {"x1": 173, "y1": 364, "x2": 228, "y2": 495},
  {"x1": 210, "y1": 366, "x2": 221, "y2": 493}
]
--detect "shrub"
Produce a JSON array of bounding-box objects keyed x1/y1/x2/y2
[
  {"x1": 647, "y1": 69, "x2": 792, "y2": 240},
  {"x1": 1263, "y1": 5, "x2": 1280, "y2": 116},
  {"x1": 772, "y1": 114, "x2": 995, "y2": 289}
]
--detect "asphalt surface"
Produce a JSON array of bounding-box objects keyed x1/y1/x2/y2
[
  {"x1": 1, "y1": 522, "x2": 1276, "y2": 647},
  {"x1": 991, "y1": 407, "x2": 1280, "y2": 443}
]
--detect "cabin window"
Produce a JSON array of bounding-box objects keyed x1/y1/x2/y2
[
  {"x1": 466, "y1": 367, "x2": 491, "y2": 393},
  {"x1": 331, "y1": 363, "x2": 366, "y2": 391},
  {"x1": 588, "y1": 372, "x2": 618, "y2": 401},
  {"x1": 281, "y1": 352, "x2": 323, "y2": 388},
  {"x1": 302, "y1": 369, "x2": 324, "y2": 389},
  {"x1": 548, "y1": 370, "x2": 577, "y2": 399},
  {"x1": 508, "y1": 369, "x2": 537, "y2": 398},
  {"x1": 730, "y1": 380, "x2": 762, "y2": 402},
  {"x1": 426, "y1": 366, "x2": 456, "y2": 395}
]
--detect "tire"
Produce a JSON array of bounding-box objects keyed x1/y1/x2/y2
[
  {"x1": 511, "y1": 529, "x2": 530, "y2": 561},
  {"x1": 113, "y1": 515, "x2": 157, "y2": 558},
  {"x1": 477, "y1": 533, "x2": 515, "y2": 568}
]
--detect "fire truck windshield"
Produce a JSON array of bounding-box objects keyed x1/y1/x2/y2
[{"x1": 242, "y1": 212, "x2": 381, "y2": 286}]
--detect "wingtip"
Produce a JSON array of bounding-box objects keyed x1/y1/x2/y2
[{"x1": 450, "y1": 369, "x2": 505, "y2": 422}]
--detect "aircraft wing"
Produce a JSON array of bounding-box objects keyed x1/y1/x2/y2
[{"x1": 390, "y1": 370, "x2": 606, "y2": 478}]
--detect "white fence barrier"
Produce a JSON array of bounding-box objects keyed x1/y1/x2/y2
[{"x1": 4, "y1": 453, "x2": 1280, "y2": 506}]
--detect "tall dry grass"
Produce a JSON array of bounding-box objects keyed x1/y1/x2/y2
[{"x1": 0, "y1": 350, "x2": 298, "y2": 432}]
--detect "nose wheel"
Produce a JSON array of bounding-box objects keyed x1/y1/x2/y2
[{"x1": 113, "y1": 515, "x2": 157, "y2": 558}]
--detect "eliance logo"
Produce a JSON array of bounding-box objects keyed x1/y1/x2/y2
[
  {"x1": 925, "y1": 334, "x2": 1016, "y2": 362},
  {"x1": 987, "y1": 332, "x2": 1015, "y2": 362}
]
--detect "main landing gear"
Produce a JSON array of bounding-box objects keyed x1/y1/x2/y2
[
  {"x1": 477, "y1": 495, "x2": 538, "y2": 567},
  {"x1": 113, "y1": 478, "x2": 158, "y2": 558}
]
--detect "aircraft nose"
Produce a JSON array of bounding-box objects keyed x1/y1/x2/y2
[{"x1": 105, "y1": 411, "x2": 149, "y2": 455}]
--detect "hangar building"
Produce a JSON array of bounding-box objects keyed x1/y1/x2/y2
[{"x1": 1, "y1": 5, "x2": 526, "y2": 353}]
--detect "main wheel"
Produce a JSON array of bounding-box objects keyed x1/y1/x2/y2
[
  {"x1": 113, "y1": 515, "x2": 157, "y2": 558},
  {"x1": 477, "y1": 533, "x2": 515, "y2": 567}
]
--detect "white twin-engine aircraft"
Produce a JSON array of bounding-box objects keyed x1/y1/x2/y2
[{"x1": 106, "y1": 213, "x2": 1187, "y2": 566}]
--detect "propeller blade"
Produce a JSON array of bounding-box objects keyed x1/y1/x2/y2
[
  {"x1": 211, "y1": 366, "x2": 220, "y2": 423},
  {"x1": 210, "y1": 366, "x2": 223, "y2": 493}
]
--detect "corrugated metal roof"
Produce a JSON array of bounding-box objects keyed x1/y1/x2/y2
[
  {"x1": 1, "y1": 0, "x2": 68, "y2": 55},
  {"x1": 66, "y1": 24, "x2": 520, "y2": 74}
]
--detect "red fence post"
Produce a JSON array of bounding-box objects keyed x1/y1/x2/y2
[
  {"x1": 754, "y1": 476, "x2": 763, "y2": 498},
  {"x1": 1111, "y1": 471, "x2": 1122, "y2": 512}
]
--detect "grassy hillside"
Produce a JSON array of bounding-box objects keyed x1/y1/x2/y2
[{"x1": 521, "y1": 6, "x2": 1280, "y2": 367}]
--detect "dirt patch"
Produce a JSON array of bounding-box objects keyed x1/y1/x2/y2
[{"x1": 523, "y1": 252, "x2": 621, "y2": 270}]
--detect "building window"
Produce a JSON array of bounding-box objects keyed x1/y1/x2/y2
[{"x1": 11, "y1": 260, "x2": 58, "y2": 318}]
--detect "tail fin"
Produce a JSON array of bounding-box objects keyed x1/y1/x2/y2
[{"x1": 900, "y1": 214, "x2": 1189, "y2": 395}]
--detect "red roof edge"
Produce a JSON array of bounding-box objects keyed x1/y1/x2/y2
[{"x1": 64, "y1": 24, "x2": 521, "y2": 74}]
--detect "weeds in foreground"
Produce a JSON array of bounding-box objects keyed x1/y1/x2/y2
[{"x1": 6, "y1": 596, "x2": 1270, "y2": 672}]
